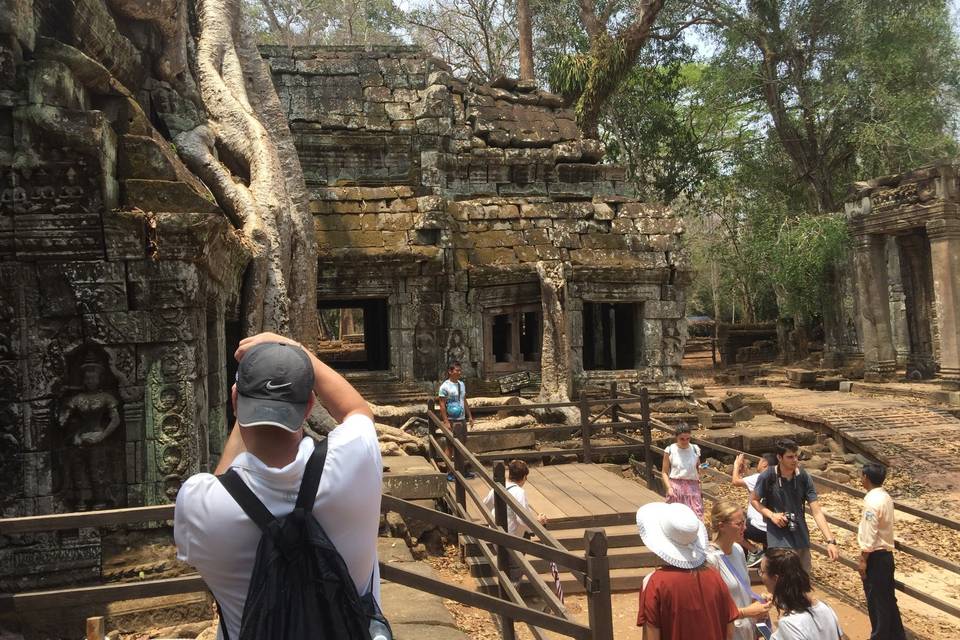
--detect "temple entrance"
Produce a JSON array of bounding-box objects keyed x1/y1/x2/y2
[
  {"x1": 317, "y1": 299, "x2": 390, "y2": 370},
  {"x1": 582, "y1": 302, "x2": 645, "y2": 370},
  {"x1": 483, "y1": 303, "x2": 542, "y2": 374}
]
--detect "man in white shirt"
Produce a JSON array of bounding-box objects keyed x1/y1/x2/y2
[
  {"x1": 174, "y1": 333, "x2": 382, "y2": 640},
  {"x1": 483, "y1": 460, "x2": 547, "y2": 581},
  {"x1": 858, "y1": 463, "x2": 906, "y2": 640},
  {"x1": 732, "y1": 452, "x2": 777, "y2": 566},
  {"x1": 438, "y1": 361, "x2": 475, "y2": 481}
]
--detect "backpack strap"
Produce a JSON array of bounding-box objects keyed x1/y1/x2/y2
[
  {"x1": 217, "y1": 469, "x2": 276, "y2": 534},
  {"x1": 295, "y1": 436, "x2": 329, "y2": 511}
]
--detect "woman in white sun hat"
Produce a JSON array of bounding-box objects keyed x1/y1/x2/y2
[{"x1": 636, "y1": 502, "x2": 740, "y2": 640}]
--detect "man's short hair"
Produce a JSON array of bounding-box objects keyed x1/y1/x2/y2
[
  {"x1": 236, "y1": 343, "x2": 314, "y2": 432},
  {"x1": 447, "y1": 360, "x2": 462, "y2": 372},
  {"x1": 507, "y1": 459, "x2": 529, "y2": 482},
  {"x1": 761, "y1": 453, "x2": 779, "y2": 467},
  {"x1": 862, "y1": 462, "x2": 887, "y2": 486},
  {"x1": 775, "y1": 438, "x2": 799, "y2": 456}
]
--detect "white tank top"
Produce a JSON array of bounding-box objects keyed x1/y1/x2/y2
[{"x1": 666, "y1": 443, "x2": 701, "y2": 480}]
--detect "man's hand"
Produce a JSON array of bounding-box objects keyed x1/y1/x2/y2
[
  {"x1": 858, "y1": 555, "x2": 868, "y2": 579},
  {"x1": 235, "y1": 331, "x2": 299, "y2": 361},
  {"x1": 769, "y1": 512, "x2": 789, "y2": 528},
  {"x1": 537, "y1": 512, "x2": 548, "y2": 525},
  {"x1": 827, "y1": 542, "x2": 839, "y2": 561},
  {"x1": 735, "y1": 453, "x2": 747, "y2": 474}
]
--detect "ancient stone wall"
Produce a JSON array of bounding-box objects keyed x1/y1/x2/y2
[
  {"x1": 1, "y1": 0, "x2": 250, "y2": 588},
  {"x1": 263, "y1": 45, "x2": 690, "y2": 396}
]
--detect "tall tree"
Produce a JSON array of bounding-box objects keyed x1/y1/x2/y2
[
  {"x1": 108, "y1": 0, "x2": 319, "y2": 345},
  {"x1": 698, "y1": 0, "x2": 960, "y2": 212},
  {"x1": 544, "y1": 0, "x2": 678, "y2": 136},
  {"x1": 517, "y1": 0, "x2": 535, "y2": 80}
]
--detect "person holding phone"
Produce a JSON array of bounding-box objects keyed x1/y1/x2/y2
[{"x1": 707, "y1": 501, "x2": 772, "y2": 640}]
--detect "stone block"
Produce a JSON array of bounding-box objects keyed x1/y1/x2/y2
[
  {"x1": 722, "y1": 393, "x2": 745, "y2": 412},
  {"x1": 839, "y1": 381, "x2": 853, "y2": 392},
  {"x1": 705, "y1": 398, "x2": 726, "y2": 413},
  {"x1": 122, "y1": 180, "x2": 220, "y2": 214},
  {"x1": 470, "y1": 248, "x2": 517, "y2": 264},
  {"x1": 786, "y1": 369, "x2": 817, "y2": 383},
  {"x1": 730, "y1": 406, "x2": 754, "y2": 422},
  {"x1": 382, "y1": 456, "x2": 446, "y2": 500},
  {"x1": 465, "y1": 430, "x2": 536, "y2": 453}
]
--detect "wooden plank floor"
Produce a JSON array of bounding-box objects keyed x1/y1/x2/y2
[{"x1": 464, "y1": 463, "x2": 661, "y2": 530}]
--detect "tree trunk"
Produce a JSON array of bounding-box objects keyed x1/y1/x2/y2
[
  {"x1": 112, "y1": 0, "x2": 319, "y2": 347},
  {"x1": 517, "y1": 0, "x2": 534, "y2": 81}
]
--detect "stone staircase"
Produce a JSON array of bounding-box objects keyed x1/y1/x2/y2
[{"x1": 462, "y1": 523, "x2": 660, "y2": 597}]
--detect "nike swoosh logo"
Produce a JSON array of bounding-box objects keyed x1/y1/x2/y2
[{"x1": 265, "y1": 380, "x2": 293, "y2": 390}]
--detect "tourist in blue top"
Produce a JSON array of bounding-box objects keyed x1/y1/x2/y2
[
  {"x1": 750, "y1": 439, "x2": 839, "y2": 573},
  {"x1": 438, "y1": 361, "x2": 475, "y2": 481}
]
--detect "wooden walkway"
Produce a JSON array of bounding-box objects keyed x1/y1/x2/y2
[{"x1": 464, "y1": 463, "x2": 664, "y2": 594}]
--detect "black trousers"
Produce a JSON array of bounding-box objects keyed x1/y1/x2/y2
[
  {"x1": 863, "y1": 550, "x2": 906, "y2": 640},
  {"x1": 745, "y1": 522, "x2": 767, "y2": 548}
]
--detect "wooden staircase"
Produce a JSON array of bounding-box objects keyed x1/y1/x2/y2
[{"x1": 463, "y1": 523, "x2": 660, "y2": 596}]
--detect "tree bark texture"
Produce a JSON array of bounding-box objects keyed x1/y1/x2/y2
[
  {"x1": 517, "y1": 0, "x2": 534, "y2": 81},
  {"x1": 108, "y1": 0, "x2": 319, "y2": 346}
]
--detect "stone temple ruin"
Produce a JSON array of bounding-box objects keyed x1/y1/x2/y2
[
  {"x1": 0, "y1": 31, "x2": 688, "y2": 589},
  {"x1": 262, "y1": 45, "x2": 690, "y2": 401},
  {"x1": 827, "y1": 161, "x2": 960, "y2": 386}
]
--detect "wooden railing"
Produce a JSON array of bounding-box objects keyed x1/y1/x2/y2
[{"x1": 424, "y1": 403, "x2": 629, "y2": 640}]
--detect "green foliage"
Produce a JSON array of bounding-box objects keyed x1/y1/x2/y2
[{"x1": 768, "y1": 214, "x2": 851, "y2": 319}]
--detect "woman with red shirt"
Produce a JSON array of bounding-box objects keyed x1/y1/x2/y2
[{"x1": 637, "y1": 502, "x2": 740, "y2": 639}]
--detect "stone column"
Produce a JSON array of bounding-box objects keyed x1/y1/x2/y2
[
  {"x1": 854, "y1": 234, "x2": 897, "y2": 380},
  {"x1": 926, "y1": 218, "x2": 960, "y2": 385}
]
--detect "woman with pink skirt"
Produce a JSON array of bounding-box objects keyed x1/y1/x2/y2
[{"x1": 661, "y1": 424, "x2": 704, "y2": 518}]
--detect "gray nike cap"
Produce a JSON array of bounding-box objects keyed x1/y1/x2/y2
[{"x1": 236, "y1": 342, "x2": 315, "y2": 432}]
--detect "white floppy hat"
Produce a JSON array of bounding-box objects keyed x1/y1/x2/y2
[{"x1": 636, "y1": 502, "x2": 708, "y2": 569}]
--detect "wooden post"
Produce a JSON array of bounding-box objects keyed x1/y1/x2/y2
[
  {"x1": 579, "y1": 393, "x2": 592, "y2": 464},
  {"x1": 453, "y1": 421, "x2": 467, "y2": 513},
  {"x1": 86, "y1": 616, "x2": 105, "y2": 640},
  {"x1": 584, "y1": 529, "x2": 613, "y2": 640},
  {"x1": 426, "y1": 399, "x2": 435, "y2": 462},
  {"x1": 609, "y1": 382, "x2": 619, "y2": 425},
  {"x1": 640, "y1": 387, "x2": 654, "y2": 488},
  {"x1": 493, "y1": 461, "x2": 516, "y2": 640}
]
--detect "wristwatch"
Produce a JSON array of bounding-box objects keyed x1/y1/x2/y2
[{"x1": 826, "y1": 539, "x2": 837, "y2": 545}]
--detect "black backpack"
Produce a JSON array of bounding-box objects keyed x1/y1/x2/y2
[{"x1": 216, "y1": 439, "x2": 391, "y2": 640}]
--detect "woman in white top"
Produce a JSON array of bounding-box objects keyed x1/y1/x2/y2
[
  {"x1": 707, "y1": 500, "x2": 772, "y2": 640},
  {"x1": 761, "y1": 548, "x2": 843, "y2": 640},
  {"x1": 661, "y1": 424, "x2": 704, "y2": 518}
]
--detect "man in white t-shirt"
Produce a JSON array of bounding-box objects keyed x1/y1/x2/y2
[
  {"x1": 733, "y1": 453, "x2": 777, "y2": 566},
  {"x1": 482, "y1": 459, "x2": 547, "y2": 581},
  {"x1": 174, "y1": 333, "x2": 381, "y2": 640}
]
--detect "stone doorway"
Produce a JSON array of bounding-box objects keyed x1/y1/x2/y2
[
  {"x1": 482, "y1": 303, "x2": 542, "y2": 375},
  {"x1": 582, "y1": 302, "x2": 645, "y2": 370},
  {"x1": 317, "y1": 299, "x2": 391, "y2": 371}
]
